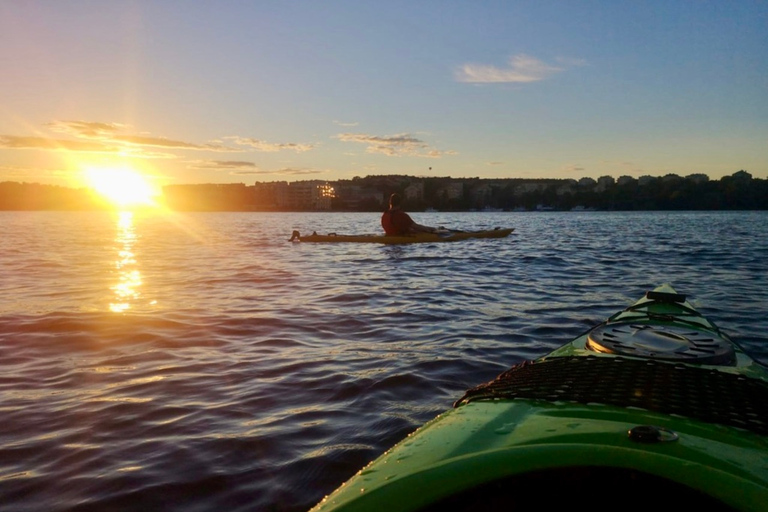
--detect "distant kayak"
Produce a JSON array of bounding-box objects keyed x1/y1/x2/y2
[
  {"x1": 311, "y1": 284, "x2": 768, "y2": 512},
  {"x1": 289, "y1": 227, "x2": 514, "y2": 244}
]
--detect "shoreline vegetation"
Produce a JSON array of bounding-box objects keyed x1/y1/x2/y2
[{"x1": 1, "y1": 170, "x2": 765, "y2": 212}]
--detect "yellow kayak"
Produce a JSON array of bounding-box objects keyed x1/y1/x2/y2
[{"x1": 289, "y1": 228, "x2": 514, "y2": 244}]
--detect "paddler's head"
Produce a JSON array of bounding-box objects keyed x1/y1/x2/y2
[{"x1": 389, "y1": 193, "x2": 402, "y2": 209}]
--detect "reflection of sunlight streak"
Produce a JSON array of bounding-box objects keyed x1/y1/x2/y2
[{"x1": 110, "y1": 211, "x2": 142, "y2": 313}]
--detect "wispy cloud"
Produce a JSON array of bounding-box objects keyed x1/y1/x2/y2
[
  {"x1": 113, "y1": 134, "x2": 230, "y2": 151},
  {"x1": 187, "y1": 160, "x2": 323, "y2": 177},
  {"x1": 455, "y1": 54, "x2": 575, "y2": 83},
  {"x1": 46, "y1": 120, "x2": 127, "y2": 138},
  {"x1": 276, "y1": 167, "x2": 324, "y2": 176},
  {"x1": 0, "y1": 134, "x2": 185, "y2": 159},
  {"x1": 226, "y1": 136, "x2": 315, "y2": 153},
  {"x1": 188, "y1": 160, "x2": 260, "y2": 171},
  {"x1": 0, "y1": 135, "x2": 120, "y2": 153},
  {"x1": 3, "y1": 120, "x2": 236, "y2": 156},
  {"x1": 333, "y1": 120, "x2": 359, "y2": 127},
  {"x1": 336, "y1": 132, "x2": 454, "y2": 158},
  {"x1": 53, "y1": 120, "x2": 232, "y2": 150}
]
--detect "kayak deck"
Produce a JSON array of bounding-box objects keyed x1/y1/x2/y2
[
  {"x1": 455, "y1": 354, "x2": 768, "y2": 435},
  {"x1": 317, "y1": 397, "x2": 768, "y2": 512},
  {"x1": 311, "y1": 285, "x2": 768, "y2": 512},
  {"x1": 289, "y1": 228, "x2": 514, "y2": 244},
  {"x1": 546, "y1": 284, "x2": 765, "y2": 374}
]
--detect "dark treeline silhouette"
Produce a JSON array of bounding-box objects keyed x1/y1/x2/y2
[
  {"x1": 0, "y1": 182, "x2": 108, "y2": 210},
  {"x1": 367, "y1": 170, "x2": 765, "y2": 212},
  {"x1": 1, "y1": 170, "x2": 766, "y2": 211}
]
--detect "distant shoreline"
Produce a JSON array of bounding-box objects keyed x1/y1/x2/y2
[{"x1": 2, "y1": 170, "x2": 766, "y2": 211}]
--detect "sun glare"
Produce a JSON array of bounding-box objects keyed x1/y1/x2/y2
[{"x1": 86, "y1": 167, "x2": 156, "y2": 207}]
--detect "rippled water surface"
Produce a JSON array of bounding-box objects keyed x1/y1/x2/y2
[{"x1": 1, "y1": 210, "x2": 767, "y2": 511}]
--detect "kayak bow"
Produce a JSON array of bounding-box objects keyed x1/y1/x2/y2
[
  {"x1": 312, "y1": 285, "x2": 768, "y2": 512},
  {"x1": 289, "y1": 228, "x2": 514, "y2": 244}
]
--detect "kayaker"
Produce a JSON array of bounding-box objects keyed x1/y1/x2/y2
[{"x1": 381, "y1": 193, "x2": 438, "y2": 235}]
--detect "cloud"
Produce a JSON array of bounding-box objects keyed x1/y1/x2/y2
[
  {"x1": 189, "y1": 160, "x2": 260, "y2": 171},
  {"x1": 333, "y1": 120, "x2": 359, "y2": 127},
  {"x1": 127, "y1": 149, "x2": 181, "y2": 159},
  {"x1": 112, "y1": 134, "x2": 231, "y2": 151},
  {"x1": 276, "y1": 167, "x2": 324, "y2": 176},
  {"x1": 186, "y1": 160, "x2": 323, "y2": 177},
  {"x1": 0, "y1": 135, "x2": 120, "y2": 153},
  {"x1": 231, "y1": 170, "x2": 270, "y2": 175},
  {"x1": 427, "y1": 149, "x2": 458, "y2": 158},
  {"x1": 227, "y1": 166, "x2": 323, "y2": 176},
  {"x1": 227, "y1": 136, "x2": 315, "y2": 153},
  {"x1": 46, "y1": 120, "x2": 228, "y2": 149},
  {"x1": 4, "y1": 120, "x2": 237, "y2": 156},
  {"x1": 455, "y1": 54, "x2": 566, "y2": 83},
  {"x1": 336, "y1": 132, "x2": 453, "y2": 158},
  {"x1": 45, "y1": 120, "x2": 126, "y2": 139}
]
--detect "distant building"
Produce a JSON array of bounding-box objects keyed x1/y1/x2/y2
[
  {"x1": 252, "y1": 181, "x2": 334, "y2": 210},
  {"x1": 254, "y1": 181, "x2": 288, "y2": 209},
  {"x1": 336, "y1": 185, "x2": 384, "y2": 209},
  {"x1": 403, "y1": 182, "x2": 425, "y2": 202},
  {"x1": 514, "y1": 182, "x2": 546, "y2": 196},
  {"x1": 284, "y1": 181, "x2": 334, "y2": 210},
  {"x1": 470, "y1": 183, "x2": 493, "y2": 203},
  {"x1": 437, "y1": 181, "x2": 464, "y2": 201}
]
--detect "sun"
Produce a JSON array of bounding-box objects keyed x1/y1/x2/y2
[{"x1": 85, "y1": 166, "x2": 156, "y2": 207}]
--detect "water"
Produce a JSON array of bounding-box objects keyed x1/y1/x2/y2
[{"x1": 1, "y1": 210, "x2": 766, "y2": 511}]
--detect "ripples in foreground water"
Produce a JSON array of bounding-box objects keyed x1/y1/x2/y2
[{"x1": 0, "y1": 211, "x2": 766, "y2": 511}]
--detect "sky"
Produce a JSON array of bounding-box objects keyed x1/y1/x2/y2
[{"x1": 1, "y1": 0, "x2": 767, "y2": 195}]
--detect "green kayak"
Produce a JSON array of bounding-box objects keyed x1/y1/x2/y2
[
  {"x1": 311, "y1": 285, "x2": 768, "y2": 512},
  {"x1": 289, "y1": 228, "x2": 514, "y2": 244}
]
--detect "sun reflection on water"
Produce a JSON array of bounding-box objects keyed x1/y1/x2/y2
[{"x1": 110, "y1": 211, "x2": 142, "y2": 313}]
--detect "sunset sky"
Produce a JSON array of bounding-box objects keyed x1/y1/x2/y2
[{"x1": 2, "y1": 1, "x2": 767, "y2": 195}]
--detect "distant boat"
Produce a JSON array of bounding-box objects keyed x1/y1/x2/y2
[
  {"x1": 571, "y1": 205, "x2": 597, "y2": 211},
  {"x1": 536, "y1": 204, "x2": 555, "y2": 211},
  {"x1": 482, "y1": 206, "x2": 503, "y2": 212},
  {"x1": 424, "y1": 207, "x2": 438, "y2": 212}
]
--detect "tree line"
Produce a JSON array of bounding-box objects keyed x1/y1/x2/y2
[
  {"x1": 338, "y1": 170, "x2": 766, "y2": 211},
  {"x1": 0, "y1": 170, "x2": 765, "y2": 211}
]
